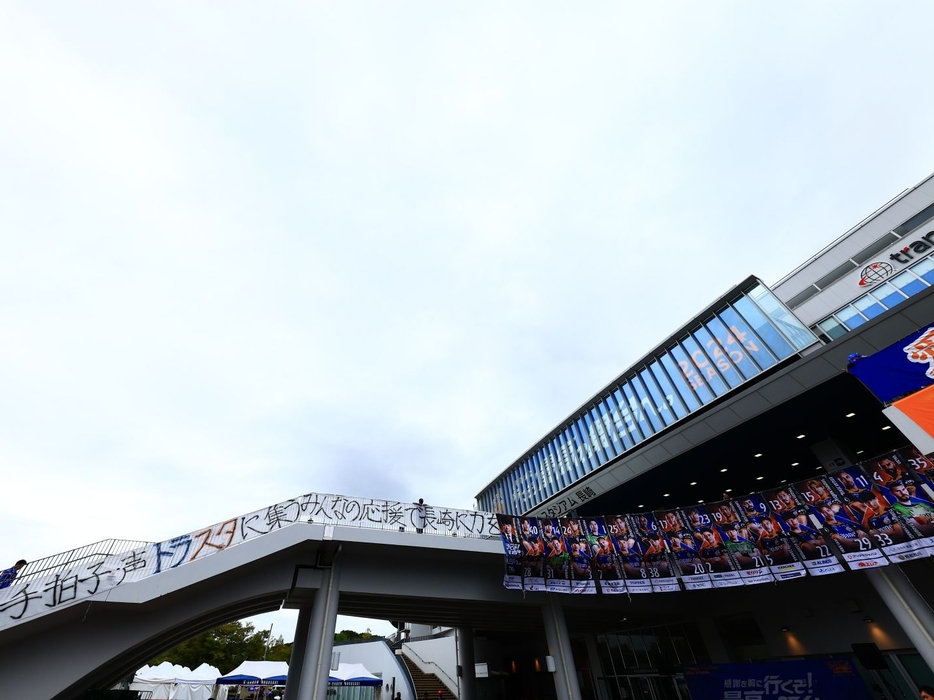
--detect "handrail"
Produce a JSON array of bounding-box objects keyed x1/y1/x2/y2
[{"x1": 401, "y1": 641, "x2": 458, "y2": 697}]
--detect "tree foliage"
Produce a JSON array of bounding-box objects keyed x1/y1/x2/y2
[
  {"x1": 150, "y1": 623, "x2": 376, "y2": 672},
  {"x1": 150, "y1": 621, "x2": 284, "y2": 673}
]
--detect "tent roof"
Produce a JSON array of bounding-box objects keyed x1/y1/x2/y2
[
  {"x1": 329, "y1": 662, "x2": 381, "y2": 686},
  {"x1": 217, "y1": 660, "x2": 289, "y2": 684}
]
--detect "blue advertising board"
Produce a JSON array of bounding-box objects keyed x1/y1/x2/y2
[{"x1": 683, "y1": 659, "x2": 871, "y2": 700}]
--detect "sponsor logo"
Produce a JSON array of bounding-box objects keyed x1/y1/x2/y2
[
  {"x1": 856, "y1": 560, "x2": 880, "y2": 568},
  {"x1": 778, "y1": 571, "x2": 806, "y2": 579},
  {"x1": 858, "y1": 229, "x2": 934, "y2": 286}
]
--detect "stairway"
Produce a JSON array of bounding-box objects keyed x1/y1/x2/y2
[{"x1": 400, "y1": 653, "x2": 453, "y2": 700}]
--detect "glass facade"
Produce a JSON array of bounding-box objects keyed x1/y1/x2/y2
[
  {"x1": 477, "y1": 283, "x2": 815, "y2": 514},
  {"x1": 811, "y1": 255, "x2": 934, "y2": 343}
]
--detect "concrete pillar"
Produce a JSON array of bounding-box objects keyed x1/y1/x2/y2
[
  {"x1": 456, "y1": 626, "x2": 476, "y2": 700},
  {"x1": 285, "y1": 557, "x2": 342, "y2": 700},
  {"x1": 867, "y1": 567, "x2": 934, "y2": 674},
  {"x1": 542, "y1": 595, "x2": 582, "y2": 700}
]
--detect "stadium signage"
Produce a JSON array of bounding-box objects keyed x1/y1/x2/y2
[{"x1": 858, "y1": 229, "x2": 934, "y2": 286}]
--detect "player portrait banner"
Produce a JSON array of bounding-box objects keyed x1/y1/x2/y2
[
  {"x1": 828, "y1": 463, "x2": 930, "y2": 564},
  {"x1": 683, "y1": 659, "x2": 871, "y2": 700},
  {"x1": 657, "y1": 508, "x2": 712, "y2": 590},
  {"x1": 629, "y1": 512, "x2": 680, "y2": 593},
  {"x1": 496, "y1": 515, "x2": 523, "y2": 590},
  {"x1": 560, "y1": 518, "x2": 597, "y2": 594},
  {"x1": 584, "y1": 517, "x2": 627, "y2": 594},
  {"x1": 540, "y1": 518, "x2": 572, "y2": 594},
  {"x1": 495, "y1": 444, "x2": 934, "y2": 593},
  {"x1": 848, "y1": 325, "x2": 934, "y2": 404}
]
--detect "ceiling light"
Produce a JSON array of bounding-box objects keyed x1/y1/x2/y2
[
  {"x1": 690, "y1": 481, "x2": 697, "y2": 486},
  {"x1": 756, "y1": 476, "x2": 764, "y2": 481},
  {"x1": 882, "y1": 426, "x2": 891, "y2": 431},
  {"x1": 856, "y1": 450, "x2": 864, "y2": 455},
  {"x1": 846, "y1": 412, "x2": 856, "y2": 418},
  {"x1": 698, "y1": 499, "x2": 704, "y2": 503},
  {"x1": 797, "y1": 434, "x2": 806, "y2": 439},
  {"x1": 791, "y1": 462, "x2": 799, "y2": 466},
  {"x1": 720, "y1": 468, "x2": 728, "y2": 473},
  {"x1": 663, "y1": 493, "x2": 670, "y2": 497},
  {"x1": 754, "y1": 453, "x2": 763, "y2": 458},
  {"x1": 637, "y1": 505, "x2": 644, "y2": 509},
  {"x1": 816, "y1": 466, "x2": 822, "y2": 470},
  {"x1": 781, "y1": 480, "x2": 787, "y2": 483},
  {"x1": 725, "y1": 488, "x2": 733, "y2": 493},
  {"x1": 781, "y1": 626, "x2": 790, "y2": 633}
]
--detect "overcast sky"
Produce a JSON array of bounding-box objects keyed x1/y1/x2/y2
[{"x1": 3, "y1": 2, "x2": 934, "y2": 643}]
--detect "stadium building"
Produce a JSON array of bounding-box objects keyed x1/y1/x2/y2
[{"x1": 473, "y1": 171, "x2": 934, "y2": 699}]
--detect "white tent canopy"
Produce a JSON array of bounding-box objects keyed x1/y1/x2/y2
[
  {"x1": 217, "y1": 659, "x2": 290, "y2": 684},
  {"x1": 130, "y1": 661, "x2": 225, "y2": 700}
]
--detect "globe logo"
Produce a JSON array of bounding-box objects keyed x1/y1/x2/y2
[{"x1": 858, "y1": 261, "x2": 894, "y2": 287}]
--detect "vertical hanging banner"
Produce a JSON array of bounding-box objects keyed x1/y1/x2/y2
[
  {"x1": 629, "y1": 513, "x2": 680, "y2": 592},
  {"x1": 607, "y1": 515, "x2": 652, "y2": 594},
  {"x1": 764, "y1": 483, "x2": 843, "y2": 577},
  {"x1": 829, "y1": 463, "x2": 929, "y2": 563},
  {"x1": 560, "y1": 517, "x2": 597, "y2": 594},
  {"x1": 862, "y1": 448, "x2": 934, "y2": 557},
  {"x1": 496, "y1": 515, "x2": 523, "y2": 590},
  {"x1": 540, "y1": 518, "x2": 571, "y2": 594},
  {"x1": 586, "y1": 517, "x2": 626, "y2": 593},
  {"x1": 710, "y1": 499, "x2": 774, "y2": 585},
  {"x1": 794, "y1": 474, "x2": 889, "y2": 570},
  {"x1": 682, "y1": 504, "x2": 743, "y2": 588},
  {"x1": 658, "y1": 508, "x2": 712, "y2": 590},
  {"x1": 739, "y1": 493, "x2": 807, "y2": 582},
  {"x1": 518, "y1": 517, "x2": 547, "y2": 591}
]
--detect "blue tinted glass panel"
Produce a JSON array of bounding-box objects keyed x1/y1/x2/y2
[
  {"x1": 531, "y1": 452, "x2": 548, "y2": 499},
  {"x1": 890, "y1": 270, "x2": 928, "y2": 298},
  {"x1": 620, "y1": 382, "x2": 652, "y2": 439},
  {"x1": 648, "y1": 360, "x2": 688, "y2": 420},
  {"x1": 682, "y1": 334, "x2": 729, "y2": 397},
  {"x1": 912, "y1": 257, "x2": 934, "y2": 284},
  {"x1": 554, "y1": 432, "x2": 574, "y2": 483},
  {"x1": 611, "y1": 387, "x2": 642, "y2": 443},
  {"x1": 639, "y1": 367, "x2": 676, "y2": 426},
  {"x1": 632, "y1": 371, "x2": 666, "y2": 431},
  {"x1": 853, "y1": 294, "x2": 884, "y2": 319},
  {"x1": 748, "y1": 283, "x2": 815, "y2": 350},
  {"x1": 599, "y1": 396, "x2": 631, "y2": 451},
  {"x1": 544, "y1": 439, "x2": 565, "y2": 490},
  {"x1": 733, "y1": 295, "x2": 795, "y2": 359},
  {"x1": 705, "y1": 315, "x2": 760, "y2": 380},
  {"x1": 539, "y1": 443, "x2": 561, "y2": 496},
  {"x1": 837, "y1": 305, "x2": 867, "y2": 330},
  {"x1": 817, "y1": 317, "x2": 848, "y2": 340},
  {"x1": 871, "y1": 282, "x2": 906, "y2": 309},
  {"x1": 718, "y1": 304, "x2": 777, "y2": 370},
  {"x1": 562, "y1": 428, "x2": 584, "y2": 479},
  {"x1": 590, "y1": 405, "x2": 618, "y2": 458},
  {"x1": 527, "y1": 457, "x2": 542, "y2": 504},
  {"x1": 658, "y1": 353, "x2": 702, "y2": 412},
  {"x1": 692, "y1": 325, "x2": 743, "y2": 389},
  {"x1": 630, "y1": 378, "x2": 658, "y2": 437},
  {"x1": 540, "y1": 447, "x2": 557, "y2": 496},
  {"x1": 571, "y1": 419, "x2": 597, "y2": 472},
  {"x1": 581, "y1": 411, "x2": 608, "y2": 465},
  {"x1": 667, "y1": 343, "x2": 715, "y2": 405}
]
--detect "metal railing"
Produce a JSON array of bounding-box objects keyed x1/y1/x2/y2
[{"x1": 18, "y1": 538, "x2": 152, "y2": 586}]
